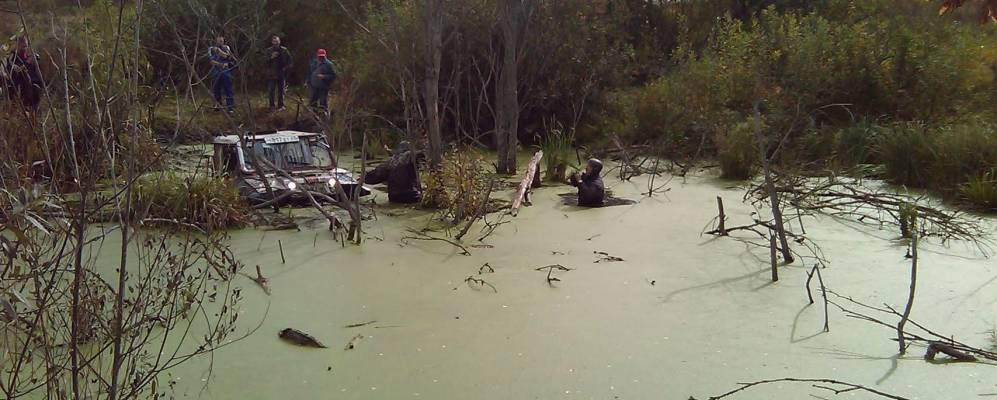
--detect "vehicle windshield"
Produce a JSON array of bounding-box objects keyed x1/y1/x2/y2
[{"x1": 242, "y1": 136, "x2": 334, "y2": 171}]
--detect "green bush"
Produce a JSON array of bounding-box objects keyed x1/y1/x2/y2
[
  {"x1": 132, "y1": 173, "x2": 249, "y2": 230},
  {"x1": 717, "y1": 120, "x2": 759, "y2": 180}
]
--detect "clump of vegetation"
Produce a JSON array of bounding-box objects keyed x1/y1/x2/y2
[
  {"x1": 961, "y1": 170, "x2": 997, "y2": 211},
  {"x1": 538, "y1": 118, "x2": 573, "y2": 183},
  {"x1": 876, "y1": 122, "x2": 937, "y2": 187},
  {"x1": 131, "y1": 172, "x2": 250, "y2": 230},
  {"x1": 717, "y1": 120, "x2": 758, "y2": 180},
  {"x1": 421, "y1": 149, "x2": 495, "y2": 224}
]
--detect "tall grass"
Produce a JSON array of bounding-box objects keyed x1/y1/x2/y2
[
  {"x1": 539, "y1": 118, "x2": 573, "y2": 182},
  {"x1": 962, "y1": 170, "x2": 997, "y2": 211}
]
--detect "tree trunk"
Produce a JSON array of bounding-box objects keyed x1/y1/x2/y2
[
  {"x1": 495, "y1": 0, "x2": 526, "y2": 174},
  {"x1": 424, "y1": 0, "x2": 444, "y2": 169},
  {"x1": 754, "y1": 102, "x2": 794, "y2": 264}
]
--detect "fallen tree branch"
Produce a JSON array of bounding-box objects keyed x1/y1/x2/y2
[
  {"x1": 402, "y1": 228, "x2": 471, "y2": 256},
  {"x1": 698, "y1": 377, "x2": 912, "y2": 400}
]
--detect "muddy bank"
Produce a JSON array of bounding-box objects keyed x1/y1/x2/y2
[{"x1": 155, "y1": 167, "x2": 994, "y2": 399}]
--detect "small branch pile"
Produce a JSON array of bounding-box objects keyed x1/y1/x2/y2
[{"x1": 755, "y1": 175, "x2": 990, "y2": 250}]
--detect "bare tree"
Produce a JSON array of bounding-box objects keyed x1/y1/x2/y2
[
  {"x1": 423, "y1": 0, "x2": 445, "y2": 169},
  {"x1": 494, "y1": 0, "x2": 532, "y2": 174}
]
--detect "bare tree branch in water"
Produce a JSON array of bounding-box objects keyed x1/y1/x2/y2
[
  {"x1": 828, "y1": 291, "x2": 997, "y2": 362},
  {"x1": 694, "y1": 378, "x2": 912, "y2": 400}
]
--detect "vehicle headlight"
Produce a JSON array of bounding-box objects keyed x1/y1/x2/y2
[{"x1": 285, "y1": 180, "x2": 298, "y2": 191}]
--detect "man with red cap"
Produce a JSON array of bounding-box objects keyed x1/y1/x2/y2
[{"x1": 307, "y1": 48, "x2": 337, "y2": 113}]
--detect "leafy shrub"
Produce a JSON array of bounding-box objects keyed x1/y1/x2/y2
[
  {"x1": 420, "y1": 149, "x2": 494, "y2": 224},
  {"x1": 932, "y1": 122, "x2": 997, "y2": 190},
  {"x1": 132, "y1": 172, "x2": 249, "y2": 230},
  {"x1": 717, "y1": 120, "x2": 759, "y2": 180},
  {"x1": 833, "y1": 122, "x2": 880, "y2": 167}
]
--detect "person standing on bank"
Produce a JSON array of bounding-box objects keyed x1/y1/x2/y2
[
  {"x1": 265, "y1": 35, "x2": 292, "y2": 111},
  {"x1": 3, "y1": 37, "x2": 44, "y2": 112},
  {"x1": 208, "y1": 35, "x2": 236, "y2": 113},
  {"x1": 307, "y1": 48, "x2": 336, "y2": 113}
]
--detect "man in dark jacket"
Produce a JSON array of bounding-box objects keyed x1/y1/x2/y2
[
  {"x1": 265, "y1": 35, "x2": 292, "y2": 110},
  {"x1": 365, "y1": 141, "x2": 422, "y2": 204},
  {"x1": 569, "y1": 158, "x2": 605, "y2": 207},
  {"x1": 308, "y1": 49, "x2": 336, "y2": 112},
  {"x1": 4, "y1": 37, "x2": 44, "y2": 111},
  {"x1": 208, "y1": 35, "x2": 237, "y2": 113}
]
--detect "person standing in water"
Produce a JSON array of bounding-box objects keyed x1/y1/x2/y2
[
  {"x1": 569, "y1": 158, "x2": 605, "y2": 207},
  {"x1": 208, "y1": 35, "x2": 237, "y2": 113},
  {"x1": 307, "y1": 48, "x2": 337, "y2": 113},
  {"x1": 365, "y1": 140, "x2": 422, "y2": 204}
]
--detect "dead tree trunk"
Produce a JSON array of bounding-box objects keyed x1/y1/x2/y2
[
  {"x1": 423, "y1": 0, "x2": 444, "y2": 169},
  {"x1": 897, "y1": 214, "x2": 918, "y2": 354},
  {"x1": 754, "y1": 102, "x2": 793, "y2": 264},
  {"x1": 716, "y1": 196, "x2": 727, "y2": 236},
  {"x1": 511, "y1": 150, "x2": 543, "y2": 216},
  {"x1": 495, "y1": 0, "x2": 529, "y2": 174},
  {"x1": 769, "y1": 232, "x2": 779, "y2": 282}
]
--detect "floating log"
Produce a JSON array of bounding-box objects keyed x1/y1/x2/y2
[
  {"x1": 511, "y1": 150, "x2": 543, "y2": 217},
  {"x1": 278, "y1": 328, "x2": 327, "y2": 348}
]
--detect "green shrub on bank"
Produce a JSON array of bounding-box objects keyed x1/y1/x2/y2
[
  {"x1": 717, "y1": 120, "x2": 759, "y2": 180},
  {"x1": 132, "y1": 173, "x2": 249, "y2": 230}
]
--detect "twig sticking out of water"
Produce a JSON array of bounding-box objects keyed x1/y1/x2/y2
[
  {"x1": 804, "y1": 264, "x2": 829, "y2": 332},
  {"x1": 594, "y1": 251, "x2": 624, "y2": 263},
  {"x1": 465, "y1": 276, "x2": 498, "y2": 293},
  {"x1": 478, "y1": 263, "x2": 495, "y2": 274},
  {"x1": 344, "y1": 334, "x2": 364, "y2": 350},
  {"x1": 535, "y1": 264, "x2": 572, "y2": 286},
  {"x1": 696, "y1": 377, "x2": 913, "y2": 400},
  {"x1": 401, "y1": 228, "x2": 471, "y2": 256},
  {"x1": 278, "y1": 240, "x2": 286, "y2": 264},
  {"x1": 252, "y1": 265, "x2": 270, "y2": 295},
  {"x1": 344, "y1": 320, "x2": 377, "y2": 328}
]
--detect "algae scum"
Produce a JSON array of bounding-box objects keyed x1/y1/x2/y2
[{"x1": 152, "y1": 168, "x2": 994, "y2": 399}]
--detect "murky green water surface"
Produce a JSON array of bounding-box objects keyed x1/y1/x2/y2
[{"x1": 158, "y1": 168, "x2": 995, "y2": 399}]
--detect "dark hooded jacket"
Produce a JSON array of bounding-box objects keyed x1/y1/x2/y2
[
  {"x1": 570, "y1": 159, "x2": 605, "y2": 207},
  {"x1": 365, "y1": 141, "x2": 421, "y2": 203}
]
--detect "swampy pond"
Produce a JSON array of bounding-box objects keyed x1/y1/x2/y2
[{"x1": 125, "y1": 163, "x2": 996, "y2": 399}]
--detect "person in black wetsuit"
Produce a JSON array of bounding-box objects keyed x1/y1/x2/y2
[
  {"x1": 365, "y1": 140, "x2": 422, "y2": 203},
  {"x1": 569, "y1": 158, "x2": 605, "y2": 207}
]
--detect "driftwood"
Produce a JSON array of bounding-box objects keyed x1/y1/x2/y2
[
  {"x1": 278, "y1": 328, "x2": 326, "y2": 348},
  {"x1": 510, "y1": 150, "x2": 543, "y2": 216},
  {"x1": 925, "y1": 341, "x2": 977, "y2": 362}
]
